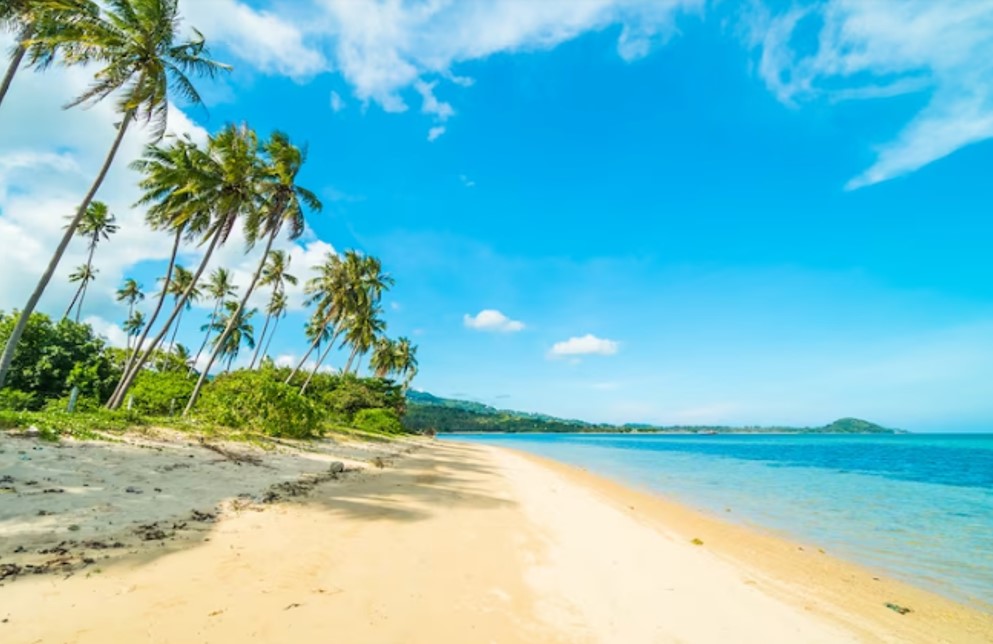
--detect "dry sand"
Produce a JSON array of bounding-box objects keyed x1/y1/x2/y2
[{"x1": 0, "y1": 434, "x2": 990, "y2": 643}]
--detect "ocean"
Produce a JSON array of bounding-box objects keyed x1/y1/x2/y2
[{"x1": 443, "y1": 432, "x2": 993, "y2": 608}]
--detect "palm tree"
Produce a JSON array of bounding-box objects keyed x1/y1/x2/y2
[
  {"x1": 63, "y1": 264, "x2": 97, "y2": 320},
  {"x1": 63, "y1": 200, "x2": 118, "y2": 322},
  {"x1": 123, "y1": 310, "x2": 145, "y2": 352},
  {"x1": 164, "y1": 265, "x2": 200, "y2": 354},
  {"x1": 192, "y1": 267, "x2": 238, "y2": 371},
  {"x1": 287, "y1": 252, "x2": 346, "y2": 384},
  {"x1": 111, "y1": 135, "x2": 200, "y2": 401},
  {"x1": 341, "y1": 302, "x2": 386, "y2": 375},
  {"x1": 250, "y1": 250, "x2": 296, "y2": 369},
  {"x1": 110, "y1": 124, "x2": 262, "y2": 409},
  {"x1": 257, "y1": 290, "x2": 287, "y2": 366},
  {"x1": 185, "y1": 131, "x2": 321, "y2": 414},
  {"x1": 116, "y1": 278, "x2": 144, "y2": 322},
  {"x1": 370, "y1": 336, "x2": 418, "y2": 388},
  {"x1": 0, "y1": 0, "x2": 97, "y2": 108},
  {"x1": 171, "y1": 343, "x2": 193, "y2": 373},
  {"x1": 0, "y1": 0, "x2": 228, "y2": 390},
  {"x1": 202, "y1": 301, "x2": 255, "y2": 373}
]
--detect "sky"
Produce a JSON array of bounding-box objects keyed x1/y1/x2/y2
[{"x1": 1, "y1": 0, "x2": 992, "y2": 432}]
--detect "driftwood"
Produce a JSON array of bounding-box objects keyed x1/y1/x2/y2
[{"x1": 197, "y1": 438, "x2": 263, "y2": 466}]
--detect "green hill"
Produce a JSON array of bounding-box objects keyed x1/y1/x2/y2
[{"x1": 403, "y1": 392, "x2": 901, "y2": 434}]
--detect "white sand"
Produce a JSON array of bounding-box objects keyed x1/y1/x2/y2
[{"x1": 1, "y1": 436, "x2": 990, "y2": 643}]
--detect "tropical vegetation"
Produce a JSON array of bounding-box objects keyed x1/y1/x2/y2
[{"x1": 0, "y1": 0, "x2": 420, "y2": 440}]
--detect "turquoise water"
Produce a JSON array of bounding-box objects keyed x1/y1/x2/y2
[{"x1": 444, "y1": 433, "x2": 993, "y2": 607}]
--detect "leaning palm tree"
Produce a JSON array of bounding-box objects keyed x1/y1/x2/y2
[
  {"x1": 202, "y1": 301, "x2": 256, "y2": 373},
  {"x1": 185, "y1": 131, "x2": 321, "y2": 415},
  {"x1": 0, "y1": 0, "x2": 97, "y2": 108},
  {"x1": 341, "y1": 302, "x2": 386, "y2": 375},
  {"x1": 249, "y1": 250, "x2": 296, "y2": 369},
  {"x1": 192, "y1": 267, "x2": 238, "y2": 371},
  {"x1": 115, "y1": 278, "x2": 144, "y2": 321},
  {"x1": 164, "y1": 265, "x2": 200, "y2": 354},
  {"x1": 256, "y1": 290, "x2": 287, "y2": 367},
  {"x1": 394, "y1": 337, "x2": 418, "y2": 390},
  {"x1": 122, "y1": 310, "x2": 145, "y2": 352},
  {"x1": 111, "y1": 135, "x2": 201, "y2": 400},
  {"x1": 110, "y1": 124, "x2": 261, "y2": 409},
  {"x1": 0, "y1": 0, "x2": 228, "y2": 390},
  {"x1": 63, "y1": 263, "x2": 97, "y2": 321},
  {"x1": 64, "y1": 200, "x2": 118, "y2": 321}
]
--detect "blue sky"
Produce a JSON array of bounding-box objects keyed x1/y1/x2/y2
[{"x1": 2, "y1": 1, "x2": 992, "y2": 431}]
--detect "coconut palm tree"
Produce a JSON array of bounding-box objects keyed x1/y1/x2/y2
[
  {"x1": 394, "y1": 337, "x2": 418, "y2": 390},
  {"x1": 110, "y1": 135, "x2": 201, "y2": 401},
  {"x1": 0, "y1": 0, "x2": 228, "y2": 390},
  {"x1": 370, "y1": 336, "x2": 418, "y2": 388},
  {"x1": 287, "y1": 252, "x2": 346, "y2": 384},
  {"x1": 0, "y1": 0, "x2": 98, "y2": 108},
  {"x1": 250, "y1": 250, "x2": 296, "y2": 369},
  {"x1": 257, "y1": 290, "x2": 287, "y2": 367},
  {"x1": 110, "y1": 125, "x2": 262, "y2": 409},
  {"x1": 202, "y1": 301, "x2": 255, "y2": 373},
  {"x1": 115, "y1": 278, "x2": 144, "y2": 321},
  {"x1": 341, "y1": 302, "x2": 386, "y2": 375},
  {"x1": 164, "y1": 265, "x2": 200, "y2": 354},
  {"x1": 123, "y1": 310, "x2": 145, "y2": 352},
  {"x1": 185, "y1": 131, "x2": 321, "y2": 414},
  {"x1": 63, "y1": 201, "x2": 118, "y2": 322},
  {"x1": 63, "y1": 264, "x2": 97, "y2": 321},
  {"x1": 192, "y1": 267, "x2": 238, "y2": 371}
]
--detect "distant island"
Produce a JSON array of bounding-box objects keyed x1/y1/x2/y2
[{"x1": 403, "y1": 391, "x2": 903, "y2": 434}]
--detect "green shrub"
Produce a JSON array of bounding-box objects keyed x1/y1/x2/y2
[
  {"x1": 129, "y1": 370, "x2": 195, "y2": 415},
  {"x1": 42, "y1": 394, "x2": 101, "y2": 413},
  {"x1": 353, "y1": 408, "x2": 403, "y2": 434},
  {"x1": 0, "y1": 389, "x2": 37, "y2": 411},
  {"x1": 196, "y1": 370, "x2": 320, "y2": 438}
]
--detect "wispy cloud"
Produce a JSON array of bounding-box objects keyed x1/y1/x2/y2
[
  {"x1": 427, "y1": 126, "x2": 446, "y2": 142},
  {"x1": 464, "y1": 309, "x2": 525, "y2": 333},
  {"x1": 329, "y1": 90, "x2": 345, "y2": 112},
  {"x1": 746, "y1": 0, "x2": 993, "y2": 189},
  {"x1": 549, "y1": 334, "x2": 619, "y2": 358}
]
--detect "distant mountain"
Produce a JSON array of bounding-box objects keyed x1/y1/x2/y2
[{"x1": 403, "y1": 392, "x2": 901, "y2": 434}]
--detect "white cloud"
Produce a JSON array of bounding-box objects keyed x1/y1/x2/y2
[
  {"x1": 83, "y1": 315, "x2": 129, "y2": 349},
  {"x1": 181, "y1": 0, "x2": 325, "y2": 78},
  {"x1": 747, "y1": 0, "x2": 993, "y2": 189},
  {"x1": 414, "y1": 79, "x2": 455, "y2": 121},
  {"x1": 427, "y1": 125, "x2": 446, "y2": 142},
  {"x1": 549, "y1": 334, "x2": 619, "y2": 358},
  {"x1": 463, "y1": 309, "x2": 525, "y2": 332},
  {"x1": 459, "y1": 174, "x2": 476, "y2": 188},
  {"x1": 330, "y1": 90, "x2": 346, "y2": 112}
]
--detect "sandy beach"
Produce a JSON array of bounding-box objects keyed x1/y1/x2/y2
[{"x1": 1, "y1": 432, "x2": 990, "y2": 643}]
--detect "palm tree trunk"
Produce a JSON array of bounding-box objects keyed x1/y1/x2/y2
[
  {"x1": 0, "y1": 111, "x2": 133, "y2": 390},
  {"x1": 75, "y1": 239, "x2": 98, "y2": 323},
  {"x1": 300, "y1": 331, "x2": 340, "y2": 394},
  {"x1": 109, "y1": 228, "x2": 222, "y2": 409},
  {"x1": 107, "y1": 227, "x2": 181, "y2": 406},
  {"x1": 184, "y1": 230, "x2": 277, "y2": 415},
  {"x1": 343, "y1": 344, "x2": 360, "y2": 375},
  {"x1": 285, "y1": 321, "x2": 326, "y2": 384},
  {"x1": 261, "y1": 315, "x2": 280, "y2": 365},
  {"x1": 249, "y1": 309, "x2": 272, "y2": 369},
  {"x1": 0, "y1": 25, "x2": 32, "y2": 109},
  {"x1": 168, "y1": 305, "x2": 184, "y2": 354},
  {"x1": 63, "y1": 283, "x2": 84, "y2": 321},
  {"x1": 191, "y1": 299, "x2": 221, "y2": 374}
]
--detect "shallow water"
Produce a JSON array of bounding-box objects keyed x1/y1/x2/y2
[{"x1": 444, "y1": 432, "x2": 993, "y2": 607}]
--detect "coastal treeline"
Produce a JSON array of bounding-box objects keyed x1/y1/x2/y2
[
  {"x1": 0, "y1": 0, "x2": 417, "y2": 437},
  {"x1": 404, "y1": 392, "x2": 897, "y2": 434}
]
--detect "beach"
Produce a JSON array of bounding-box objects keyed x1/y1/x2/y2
[{"x1": 1, "y1": 433, "x2": 990, "y2": 643}]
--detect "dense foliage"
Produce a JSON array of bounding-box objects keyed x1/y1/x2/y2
[{"x1": 0, "y1": 311, "x2": 120, "y2": 407}]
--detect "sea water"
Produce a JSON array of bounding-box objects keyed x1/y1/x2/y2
[{"x1": 444, "y1": 433, "x2": 993, "y2": 607}]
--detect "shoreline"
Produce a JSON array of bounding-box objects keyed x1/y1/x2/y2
[
  {"x1": 498, "y1": 445, "x2": 993, "y2": 642},
  {"x1": 1, "y1": 434, "x2": 989, "y2": 642}
]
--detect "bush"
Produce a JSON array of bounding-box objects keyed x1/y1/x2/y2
[
  {"x1": 353, "y1": 408, "x2": 403, "y2": 434},
  {"x1": 42, "y1": 394, "x2": 101, "y2": 413},
  {"x1": 196, "y1": 370, "x2": 320, "y2": 438},
  {"x1": 0, "y1": 389, "x2": 37, "y2": 411},
  {"x1": 128, "y1": 370, "x2": 195, "y2": 415}
]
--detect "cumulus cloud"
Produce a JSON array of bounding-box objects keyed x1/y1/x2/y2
[
  {"x1": 330, "y1": 90, "x2": 346, "y2": 112},
  {"x1": 463, "y1": 309, "x2": 525, "y2": 332},
  {"x1": 746, "y1": 0, "x2": 993, "y2": 189},
  {"x1": 549, "y1": 334, "x2": 619, "y2": 358}
]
